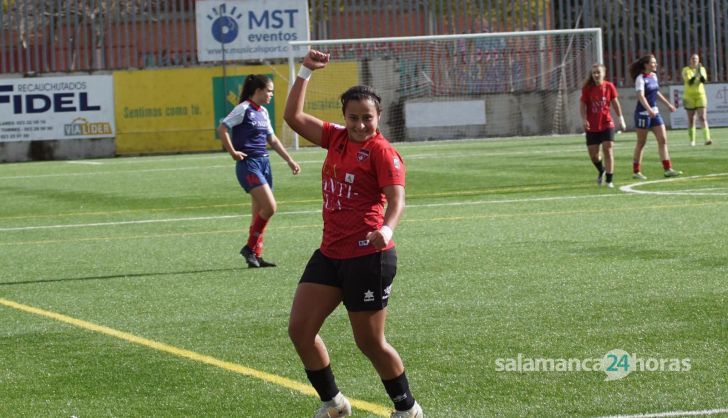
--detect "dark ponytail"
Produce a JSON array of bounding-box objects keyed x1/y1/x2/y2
[
  {"x1": 239, "y1": 74, "x2": 271, "y2": 104},
  {"x1": 340, "y1": 85, "x2": 382, "y2": 114},
  {"x1": 629, "y1": 54, "x2": 654, "y2": 82}
]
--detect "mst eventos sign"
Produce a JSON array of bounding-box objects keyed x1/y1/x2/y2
[
  {"x1": 0, "y1": 75, "x2": 115, "y2": 142},
  {"x1": 196, "y1": 0, "x2": 309, "y2": 62}
]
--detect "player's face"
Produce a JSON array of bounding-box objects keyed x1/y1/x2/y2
[
  {"x1": 591, "y1": 66, "x2": 605, "y2": 84},
  {"x1": 644, "y1": 58, "x2": 657, "y2": 73},
  {"x1": 691, "y1": 55, "x2": 700, "y2": 66},
  {"x1": 344, "y1": 99, "x2": 380, "y2": 142},
  {"x1": 254, "y1": 82, "x2": 274, "y2": 105}
]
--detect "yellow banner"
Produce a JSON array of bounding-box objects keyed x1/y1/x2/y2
[
  {"x1": 295, "y1": 61, "x2": 360, "y2": 145},
  {"x1": 114, "y1": 62, "x2": 358, "y2": 155}
]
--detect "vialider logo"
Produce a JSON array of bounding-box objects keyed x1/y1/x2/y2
[
  {"x1": 64, "y1": 117, "x2": 112, "y2": 136},
  {"x1": 208, "y1": 3, "x2": 242, "y2": 44}
]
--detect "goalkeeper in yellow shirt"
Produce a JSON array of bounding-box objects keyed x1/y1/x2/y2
[{"x1": 682, "y1": 54, "x2": 712, "y2": 146}]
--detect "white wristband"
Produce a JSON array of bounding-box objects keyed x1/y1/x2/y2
[
  {"x1": 379, "y1": 225, "x2": 393, "y2": 242},
  {"x1": 297, "y1": 66, "x2": 312, "y2": 80}
]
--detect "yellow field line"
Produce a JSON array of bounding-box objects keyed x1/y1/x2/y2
[{"x1": 0, "y1": 297, "x2": 391, "y2": 417}]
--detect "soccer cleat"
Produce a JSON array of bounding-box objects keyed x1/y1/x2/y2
[
  {"x1": 705, "y1": 139, "x2": 713, "y2": 145},
  {"x1": 256, "y1": 256, "x2": 277, "y2": 268},
  {"x1": 314, "y1": 393, "x2": 352, "y2": 418},
  {"x1": 390, "y1": 401, "x2": 424, "y2": 418},
  {"x1": 632, "y1": 172, "x2": 647, "y2": 180},
  {"x1": 664, "y1": 168, "x2": 683, "y2": 177},
  {"x1": 690, "y1": 140, "x2": 696, "y2": 147},
  {"x1": 596, "y1": 172, "x2": 604, "y2": 187},
  {"x1": 606, "y1": 182, "x2": 615, "y2": 189},
  {"x1": 240, "y1": 245, "x2": 260, "y2": 268}
]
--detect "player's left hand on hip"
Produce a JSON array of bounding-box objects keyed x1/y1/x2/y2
[{"x1": 366, "y1": 230, "x2": 389, "y2": 249}]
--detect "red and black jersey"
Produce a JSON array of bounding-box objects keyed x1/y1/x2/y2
[
  {"x1": 318, "y1": 122, "x2": 406, "y2": 259},
  {"x1": 580, "y1": 81, "x2": 618, "y2": 132}
]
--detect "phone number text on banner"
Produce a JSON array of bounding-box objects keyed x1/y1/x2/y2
[{"x1": 0, "y1": 75, "x2": 115, "y2": 142}]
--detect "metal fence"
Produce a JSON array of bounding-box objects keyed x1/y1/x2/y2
[
  {"x1": 0, "y1": 0, "x2": 197, "y2": 73},
  {"x1": 1, "y1": 0, "x2": 726, "y2": 85}
]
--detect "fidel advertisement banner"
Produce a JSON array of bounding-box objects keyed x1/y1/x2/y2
[{"x1": 0, "y1": 75, "x2": 115, "y2": 142}]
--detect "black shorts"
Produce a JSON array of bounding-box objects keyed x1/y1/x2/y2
[
  {"x1": 586, "y1": 128, "x2": 615, "y2": 146},
  {"x1": 299, "y1": 248, "x2": 397, "y2": 312}
]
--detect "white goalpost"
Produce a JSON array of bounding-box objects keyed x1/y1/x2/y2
[{"x1": 285, "y1": 28, "x2": 602, "y2": 149}]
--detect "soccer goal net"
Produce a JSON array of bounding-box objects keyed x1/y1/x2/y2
[{"x1": 284, "y1": 28, "x2": 602, "y2": 147}]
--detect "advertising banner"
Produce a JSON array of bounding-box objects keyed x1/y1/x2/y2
[
  {"x1": 669, "y1": 83, "x2": 728, "y2": 128},
  {"x1": 114, "y1": 65, "x2": 288, "y2": 155},
  {"x1": 0, "y1": 75, "x2": 115, "y2": 142},
  {"x1": 114, "y1": 61, "x2": 357, "y2": 154},
  {"x1": 196, "y1": 0, "x2": 309, "y2": 62},
  {"x1": 115, "y1": 67, "x2": 224, "y2": 154}
]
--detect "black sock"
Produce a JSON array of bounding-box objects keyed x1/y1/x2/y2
[
  {"x1": 382, "y1": 371, "x2": 415, "y2": 411},
  {"x1": 593, "y1": 159, "x2": 605, "y2": 175},
  {"x1": 606, "y1": 172, "x2": 614, "y2": 183},
  {"x1": 305, "y1": 364, "x2": 339, "y2": 402}
]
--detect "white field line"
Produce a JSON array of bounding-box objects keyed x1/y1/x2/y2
[
  {"x1": 0, "y1": 144, "x2": 619, "y2": 181},
  {"x1": 620, "y1": 173, "x2": 728, "y2": 196},
  {"x1": 597, "y1": 408, "x2": 728, "y2": 418},
  {"x1": 677, "y1": 187, "x2": 728, "y2": 192},
  {"x1": 0, "y1": 136, "x2": 706, "y2": 180},
  {"x1": 0, "y1": 193, "x2": 626, "y2": 232},
  {"x1": 0, "y1": 160, "x2": 331, "y2": 180},
  {"x1": 65, "y1": 160, "x2": 103, "y2": 165}
]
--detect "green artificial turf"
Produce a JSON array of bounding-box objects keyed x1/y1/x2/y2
[{"x1": 1, "y1": 130, "x2": 726, "y2": 417}]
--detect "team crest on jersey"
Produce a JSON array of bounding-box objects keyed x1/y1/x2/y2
[
  {"x1": 356, "y1": 149, "x2": 370, "y2": 161},
  {"x1": 345, "y1": 173, "x2": 355, "y2": 183},
  {"x1": 393, "y1": 157, "x2": 400, "y2": 169}
]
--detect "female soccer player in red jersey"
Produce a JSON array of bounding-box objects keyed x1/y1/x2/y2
[
  {"x1": 580, "y1": 63, "x2": 626, "y2": 188},
  {"x1": 284, "y1": 50, "x2": 423, "y2": 418},
  {"x1": 217, "y1": 75, "x2": 301, "y2": 268}
]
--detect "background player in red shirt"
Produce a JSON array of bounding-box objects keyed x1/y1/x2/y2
[
  {"x1": 284, "y1": 50, "x2": 423, "y2": 418},
  {"x1": 580, "y1": 63, "x2": 626, "y2": 188}
]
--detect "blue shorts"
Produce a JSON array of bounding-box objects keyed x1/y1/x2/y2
[
  {"x1": 634, "y1": 112, "x2": 665, "y2": 129},
  {"x1": 235, "y1": 156, "x2": 272, "y2": 192}
]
